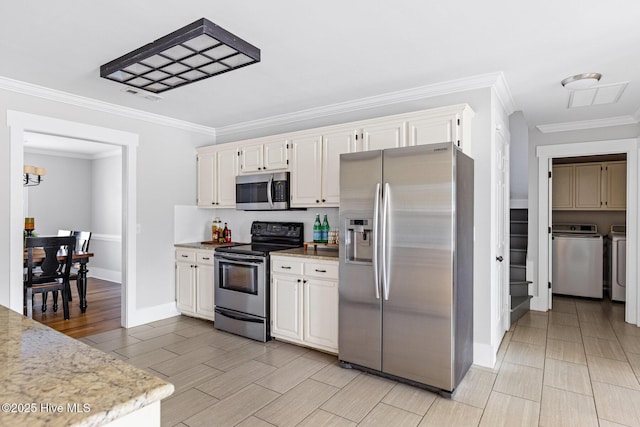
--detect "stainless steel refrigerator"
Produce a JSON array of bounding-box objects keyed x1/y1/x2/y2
[{"x1": 338, "y1": 142, "x2": 474, "y2": 396}]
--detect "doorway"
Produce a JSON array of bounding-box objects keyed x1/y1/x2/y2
[
  {"x1": 23, "y1": 133, "x2": 124, "y2": 335},
  {"x1": 536, "y1": 138, "x2": 638, "y2": 324},
  {"x1": 7, "y1": 111, "x2": 138, "y2": 327}
]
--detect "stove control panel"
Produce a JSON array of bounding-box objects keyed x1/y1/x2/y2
[{"x1": 251, "y1": 221, "x2": 304, "y2": 239}]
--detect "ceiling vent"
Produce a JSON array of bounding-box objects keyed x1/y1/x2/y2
[
  {"x1": 568, "y1": 82, "x2": 628, "y2": 108},
  {"x1": 121, "y1": 87, "x2": 162, "y2": 102}
]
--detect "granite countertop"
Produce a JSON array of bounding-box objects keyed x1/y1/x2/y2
[
  {"x1": 174, "y1": 241, "x2": 244, "y2": 250},
  {"x1": 0, "y1": 305, "x2": 174, "y2": 427},
  {"x1": 273, "y1": 247, "x2": 339, "y2": 261}
]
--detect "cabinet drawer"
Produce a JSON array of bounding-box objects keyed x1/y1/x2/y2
[
  {"x1": 176, "y1": 249, "x2": 196, "y2": 263},
  {"x1": 305, "y1": 261, "x2": 338, "y2": 279},
  {"x1": 197, "y1": 252, "x2": 215, "y2": 265},
  {"x1": 272, "y1": 258, "x2": 304, "y2": 275}
]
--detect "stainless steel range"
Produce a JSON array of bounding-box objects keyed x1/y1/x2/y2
[{"x1": 214, "y1": 221, "x2": 304, "y2": 342}]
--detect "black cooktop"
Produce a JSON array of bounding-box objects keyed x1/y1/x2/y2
[{"x1": 215, "y1": 221, "x2": 304, "y2": 257}]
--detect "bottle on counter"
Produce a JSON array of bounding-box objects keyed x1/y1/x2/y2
[
  {"x1": 313, "y1": 214, "x2": 322, "y2": 243},
  {"x1": 223, "y1": 222, "x2": 231, "y2": 243},
  {"x1": 321, "y1": 214, "x2": 330, "y2": 243},
  {"x1": 211, "y1": 217, "x2": 222, "y2": 242}
]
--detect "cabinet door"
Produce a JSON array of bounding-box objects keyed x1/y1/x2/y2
[
  {"x1": 216, "y1": 147, "x2": 238, "y2": 208},
  {"x1": 361, "y1": 120, "x2": 406, "y2": 151},
  {"x1": 407, "y1": 114, "x2": 457, "y2": 147},
  {"x1": 575, "y1": 164, "x2": 603, "y2": 209},
  {"x1": 322, "y1": 128, "x2": 357, "y2": 205},
  {"x1": 263, "y1": 139, "x2": 289, "y2": 171},
  {"x1": 176, "y1": 261, "x2": 196, "y2": 314},
  {"x1": 290, "y1": 135, "x2": 322, "y2": 207},
  {"x1": 195, "y1": 262, "x2": 215, "y2": 320},
  {"x1": 606, "y1": 161, "x2": 627, "y2": 210},
  {"x1": 240, "y1": 144, "x2": 263, "y2": 173},
  {"x1": 304, "y1": 278, "x2": 338, "y2": 352},
  {"x1": 271, "y1": 274, "x2": 302, "y2": 341},
  {"x1": 197, "y1": 152, "x2": 216, "y2": 207},
  {"x1": 552, "y1": 165, "x2": 574, "y2": 209}
]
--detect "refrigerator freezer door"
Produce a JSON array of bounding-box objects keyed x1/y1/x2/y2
[
  {"x1": 381, "y1": 145, "x2": 455, "y2": 390},
  {"x1": 339, "y1": 150, "x2": 383, "y2": 371}
]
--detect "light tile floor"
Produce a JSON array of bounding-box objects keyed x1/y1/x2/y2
[{"x1": 80, "y1": 296, "x2": 640, "y2": 426}]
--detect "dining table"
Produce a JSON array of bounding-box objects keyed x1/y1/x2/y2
[{"x1": 24, "y1": 248, "x2": 94, "y2": 313}]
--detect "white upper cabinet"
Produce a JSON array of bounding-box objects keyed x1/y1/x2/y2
[
  {"x1": 406, "y1": 104, "x2": 474, "y2": 155},
  {"x1": 360, "y1": 118, "x2": 406, "y2": 151},
  {"x1": 197, "y1": 104, "x2": 474, "y2": 208},
  {"x1": 290, "y1": 133, "x2": 323, "y2": 207},
  {"x1": 239, "y1": 137, "x2": 289, "y2": 174},
  {"x1": 197, "y1": 146, "x2": 238, "y2": 208},
  {"x1": 290, "y1": 126, "x2": 357, "y2": 207},
  {"x1": 606, "y1": 161, "x2": 627, "y2": 210}
]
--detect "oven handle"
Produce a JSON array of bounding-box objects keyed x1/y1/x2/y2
[
  {"x1": 216, "y1": 255, "x2": 264, "y2": 264},
  {"x1": 215, "y1": 308, "x2": 264, "y2": 323}
]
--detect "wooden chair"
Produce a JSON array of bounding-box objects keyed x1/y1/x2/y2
[
  {"x1": 25, "y1": 236, "x2": 75, "y2": 320},
  {"x1": 50, "y1": 231, "x2": 92, "y2": 310}
]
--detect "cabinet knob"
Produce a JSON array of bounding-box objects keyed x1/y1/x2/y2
[
  {"x1": 496, "y1": 256, "x2": 503, "y2": 262},
  {"x1": 297, "y1": 279, "x2": 301, "y2": 283},
  {"x1": 263, "y1": 166, "x2": 267, "y2": 169},
  {"x1": 316, "y1": 200, "x2": 320, "y2": 203},
  {"x1": 258, "y1": 167, "x2": 262, "y2": 170},
  {"x1": 303, "y1": 279, "x2": 307, "y2": 283},
  {"x1": 322, "y1": 199, "x2": 326, "y2": 202}
]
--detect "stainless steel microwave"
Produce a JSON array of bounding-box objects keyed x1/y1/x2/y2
[{"x1": 236, "y1": 172, "x2": 290, "y2": 210}]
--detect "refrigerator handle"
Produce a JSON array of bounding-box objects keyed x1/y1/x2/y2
[
  {"x1": 372, "y1": 182, "x2": 381, "y2": 299},
  {"x1": 382, "y1": 182, "x2": 391, "y2": 300}
]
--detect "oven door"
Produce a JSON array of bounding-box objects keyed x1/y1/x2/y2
[{"x1": 214, "y1": 253, "x2": 267, "y2": 317}]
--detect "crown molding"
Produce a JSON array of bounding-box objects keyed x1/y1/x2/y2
[
  {"x1": 536, "y1": 115, "x2": 639, "y2": 133},
  {"x1": 217, "y1": 72, "x2": 509, "y2": 137},
  {"x1": 24, "y1": 146, "x2": 121, "y2": 160},
  {"x1": 491, "y1": 72, "x2": 517, "y2": 115},
  {"x1": 0, "y1": 76, "x2": 217, "y2": 137}
]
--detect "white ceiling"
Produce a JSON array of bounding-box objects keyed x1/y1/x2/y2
[{"x1": 2, "y1": 0, "x2": 639, "y2": 133}]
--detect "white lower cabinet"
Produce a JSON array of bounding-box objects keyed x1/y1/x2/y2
[
  {"x1": 175, "y1": 249, "x2": 216, "y2": 320},
  {"x1": 270, "y1": 255, "x2": 338, "y2": 353}
]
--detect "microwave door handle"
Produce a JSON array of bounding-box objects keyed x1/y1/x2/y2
[
  {"x1": 372, "y1": 182, "x2": 381, "y2": 300},
  {"x1": 267, "y1": 176, "x2": 274, "y2": 208}
]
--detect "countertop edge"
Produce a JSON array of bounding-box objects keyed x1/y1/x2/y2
[
  {"x1": 72, "y1": 383, "x2": 175, "y2": 427},
  {"x1": 271, "y1": 247, "x2": 339, "y2": 261}
]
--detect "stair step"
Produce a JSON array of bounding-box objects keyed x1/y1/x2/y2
[
  {"x1": 510, "y1": 220, "x2": 528, "y2": 224},
  {"x1": 510, "y1": 282, "x2": 529, "y2": 296},
  {"x1": 510, "y1": 295, "x2": 532, "y2": 325},
  {"x1": 510, "y1": 280, "x2": 533, "y2": 285},
  {"x1": 511, "y1": 248, "x2": 527, "y2": 253},
  {"x1": 511, "y1": 264, "x2": 526, "y2": 269}
]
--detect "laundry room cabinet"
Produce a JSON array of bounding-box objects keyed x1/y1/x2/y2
[{"x1": 552, "y1": 161, "x2": 626, "y2": 211}]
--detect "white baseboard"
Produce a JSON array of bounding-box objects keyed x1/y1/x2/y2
[
  {"x1": 88, "y1": 267, "x2": 121, "y2": 283},
  {"x1": 126, "y1": 302, "x2": 181, "y2": 328},
  {"x1": 473, "y1": 342, "x2": 497, "y2": 368}
]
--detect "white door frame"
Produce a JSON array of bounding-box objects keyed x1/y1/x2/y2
[
  {"x1": 7, "y1": 111, "x2": 138, "y2": 327},
  {"x1": 535, "y1": 138, "x2": 639, "y2": 324}
]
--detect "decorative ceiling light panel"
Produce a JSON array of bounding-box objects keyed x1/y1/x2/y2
[{"x1": 100, "y1": 18, "x2": 260, "y2": 93}]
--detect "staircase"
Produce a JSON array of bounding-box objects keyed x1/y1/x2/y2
[{"x1": 510, "y1": 208, "x2": 532, "y2": 325}]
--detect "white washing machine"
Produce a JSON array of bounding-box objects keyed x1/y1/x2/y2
[
  {"x1": 608, "y1": 225, "x2": 626, "y2": 302},
  {"x1": 552, "y1": 224, "x2": 603, "y2": 299}
]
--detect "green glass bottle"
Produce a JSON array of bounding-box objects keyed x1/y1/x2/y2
[
  {"x1": 313, "y1": 214, "x2": 322, "y2": 243},
  {"x1": 321, "y1": 214, "x2": 329, "y2": 243}
]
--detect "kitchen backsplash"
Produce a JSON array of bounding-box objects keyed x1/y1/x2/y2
[{"x1": 175, "y1": 205, "x2": 339, "y2": 244}]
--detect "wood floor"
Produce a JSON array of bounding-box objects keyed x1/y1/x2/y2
[{"x1": 30, "y1": 277, "x2": 122, "y2": 339}]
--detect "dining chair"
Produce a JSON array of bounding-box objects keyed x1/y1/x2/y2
[
  {"x1": 24, "y1": 236, "x2": 75, "y2": 320},
  {"x1": 50, "y1": 231, "x2": 92, "y2": 311}
]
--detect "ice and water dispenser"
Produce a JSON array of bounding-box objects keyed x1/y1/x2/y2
[{"x1": 345, "y1": 219, "x2": 374, "y2": 264}]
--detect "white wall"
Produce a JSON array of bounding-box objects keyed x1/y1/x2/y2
[
  {"x1": 23, "y1": 152, "x2": 92, "y2": 235},
  {"x1": 91, "y1": 152, "x2": 122, "y2": 282},
  {"x1": 0, "y1": 87, "x2": 214, "y2": 324},
  {"x1": 509, "y1": 111, "x2": 528, "y2": 201}
]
